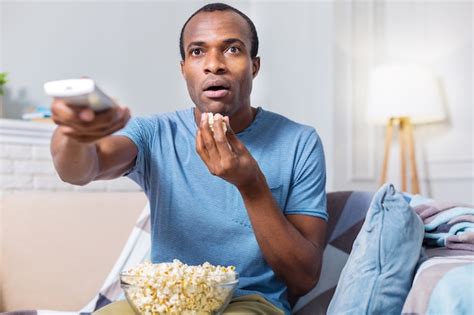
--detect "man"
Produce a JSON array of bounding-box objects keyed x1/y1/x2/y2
[{"x1": 51, "y1": 3, "x2": 327, "y2": 314}]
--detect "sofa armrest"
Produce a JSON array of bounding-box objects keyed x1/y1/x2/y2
[{"x1": 0, "y1": 191, "x2": 147, "y2": 312}]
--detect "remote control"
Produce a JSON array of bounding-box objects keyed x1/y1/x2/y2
[{"x1": 44, "y1": 78, "x2": 115, "y2": 112}]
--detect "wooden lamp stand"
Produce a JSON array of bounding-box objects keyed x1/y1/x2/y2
[{"x1": 380, "y1": 117, "x2": 420, "y2": 194}]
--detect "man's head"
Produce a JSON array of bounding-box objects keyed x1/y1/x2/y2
[
  {"x1": 180, "y1": 3, "x2": 260, "y2": 117},
  {"x1": 179, "y1": 3, "x2": 259, "y2": 61}
]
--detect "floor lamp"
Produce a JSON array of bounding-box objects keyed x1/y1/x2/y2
[{"x1": 367, "y1": 64, "x2": 445, "y2": 194}]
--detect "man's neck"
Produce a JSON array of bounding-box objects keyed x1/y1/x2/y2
[{"x1": 194, "y1": 106, "x2": 257, "y2": 134}]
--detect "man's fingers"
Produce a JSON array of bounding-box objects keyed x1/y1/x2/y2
[
  {"x1": 54, "y1": 106, "x2": 128, "y2": 133},
  {"x1": 57, "y1": 125, "x2": 76, "y2": 135},
  {"x1": 195, "y1": 129, "x2": 210, "y2": 163},
  {"x1": 62, "y1": 110, "x2": 128, "y2": 137},
  {"x1": 77, "y1": 106, "x2": 121, "y2": 127},
  {"x1": 212, "y1": 114, "x2": 234, "y2": 159},
  {"x1": 51, "y1": 99, "x2": 97, "y2": 123},
  {"x1": 51, "y1": 99, "x2": 80, "y2": 122},
  {"x1": 58, "y1": 106, "x2": 130, "y2": 143},
  {"x1": 78, "y1": 107, "x2": 95, "y2": 121},
  {"x1": 225, "y1": 124, "x2": 246, "y2": 154},
  {"x1": 222, "y1": 116, "x2": 239, "y2": 151},
  {"x1": 91, "y1": 106, "x2": 129, "y2": 131},
  {"x1": 94, "y1": 107, "x2": 130, "y2": 135},
  {"x1": 200, "y1": 113, "x2": 220, "y2": 161},
  {"x1": 61, "y1": 119, "x2": 127, "y2": 143},
  {"x1": 98, "y1": 114, "x2": 130, "y2": 136}
]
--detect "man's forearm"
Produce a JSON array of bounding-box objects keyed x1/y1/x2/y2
[
  {"x1": 51, "y1": 127, "x2": 100, "y2": 185},
  {"x1": 238, "y1": 174, "x2": 323, "y2": 297}
]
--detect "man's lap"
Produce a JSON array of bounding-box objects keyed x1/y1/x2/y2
[{"x1": 92, "y1": 294, "x2": 284, "y2": 315}]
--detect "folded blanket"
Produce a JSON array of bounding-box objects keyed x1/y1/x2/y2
[
  {"x1": 425, "y1": 222, "x2": 474, "y2": 246},
  {"x1": 446, "y1": 232, "x2": 474, "y2": 251},
  {"x1": 423, "y1": 207, "x2": 474, "y2": 229},
  {"x1": 414, "y1": 201, "x2": 460, "y2": 220},
  {"x1": 410, "y1": 195, "x2": 474, "y2": 251}
]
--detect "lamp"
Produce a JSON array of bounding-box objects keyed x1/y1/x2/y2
[{"x1": 367, "y1": 63, "x2": 445, "y2": 194}]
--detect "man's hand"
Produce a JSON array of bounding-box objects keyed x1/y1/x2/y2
[
  {"x1": 51, "y1": 99, "x2": 130, "y2": 143},
  {"x1": 195, "y1": 113, "x2": 261, "y2": 189}
]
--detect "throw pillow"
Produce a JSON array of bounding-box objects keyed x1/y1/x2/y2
[{"x1": 327, "y1": 183, "x2": 424, "y2": 315}]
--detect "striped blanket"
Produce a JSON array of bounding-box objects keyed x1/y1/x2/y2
[
  {"x1": 401, "y1": 195, "x2": 474, "y2": 314},
  {"x1": 410, "y1": 195, "x2": 474, "y2": 251},
  {"x1": 402, "y1": 248, "x2": 474, "y2": 314}
]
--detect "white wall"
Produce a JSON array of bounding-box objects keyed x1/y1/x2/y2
[
  {"x1": 333, "y1": 0, "x2": 473, "y2": 203},
  {"x1": 250, "y1": 1, "x2": 335, "y2": 190}
]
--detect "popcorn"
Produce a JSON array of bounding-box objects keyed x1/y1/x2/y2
[
  {"x1": 121, "y1": 259, "x2": 237, "y2": 315},
  {"x1": 208, "y1": 113, "x2": 228, "y2": 133}
]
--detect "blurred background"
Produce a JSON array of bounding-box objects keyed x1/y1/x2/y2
[{"x1": 0, "y1": 0, "x2": 472, "y2": 203}]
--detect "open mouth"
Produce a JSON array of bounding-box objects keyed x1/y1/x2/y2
[
  {"x1": 203, "y1": 81, "x2": 231, "y2": 98},
  {"x1": 205, "y1": 85, "x2": 229, "y2": 91}
]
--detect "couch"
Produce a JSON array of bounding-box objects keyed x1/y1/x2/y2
[
  {"x1": 1, "y1": 190, "x2": 472, "y2": 314},
  {"x1": 0, "y1": 191, "x2": 148, "y2": 312}
]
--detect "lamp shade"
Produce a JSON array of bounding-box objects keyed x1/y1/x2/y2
[{"x1": 367, "y1": 64, "x2": 445, "y2": 124}]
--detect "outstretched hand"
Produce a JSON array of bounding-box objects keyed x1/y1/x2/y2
[
  {"x1": 51, "y1": 99, "x2": 130, "y2": 143},
  {"x1": 195, "y1": 113, "x2": 261, "y2": 190}
]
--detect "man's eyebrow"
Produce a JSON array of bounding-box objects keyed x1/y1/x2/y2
[
  {"x1": 223, "y1": 38, "x2": 246, "y2": 47},
  {"x1": 186, "y1": 41, "x2": 206, "y2": 50},
  {"x1": 186, "y1": 38, "x2": 247, "y2": 51}
]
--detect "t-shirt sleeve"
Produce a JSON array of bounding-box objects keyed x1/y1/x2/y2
[
  {"x1": 284, "y1": 128, "x2": 328, "y2": 221},
  {"x1": 114, "y1": 116, "x2": 155, "y2": 191}
]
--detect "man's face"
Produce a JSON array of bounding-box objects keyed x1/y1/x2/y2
[{"x1": 180, "y1": 10, "x2": 260, "y2": 117}]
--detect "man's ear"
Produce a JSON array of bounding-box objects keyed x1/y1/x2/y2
[
  {"x1": 252, "y1": 57, "x2": 261, "y2": 78},
  {"x1": 180, "y1": 60, "x2": 185, "y2": 78}
]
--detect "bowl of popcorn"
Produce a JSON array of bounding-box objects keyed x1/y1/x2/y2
[{"x1": 120, "y1": 259, "x2": 238, "y2": 315}]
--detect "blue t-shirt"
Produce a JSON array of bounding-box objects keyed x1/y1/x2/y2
[{"x1": 116, "y1": 107, "x2": 327, "y2": 314}]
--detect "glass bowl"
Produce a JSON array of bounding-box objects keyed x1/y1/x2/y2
[{"x1": 120, "y1": 271, "x2": 239, "y2": 315}]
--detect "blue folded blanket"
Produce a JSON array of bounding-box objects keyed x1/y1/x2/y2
[{"x1": 411, "y1": 195, "x2": 474, "y2": 251}]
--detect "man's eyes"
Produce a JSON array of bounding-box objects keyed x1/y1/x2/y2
[
  {"x1": 227, "y1": 46, "x2": 241, "y2": 54},
  {"x1": 189, "y1": 46, "x2": 241, "y2": 56},
  {"x1": 190, "y1": 48, "x2": 202, "y2": 56}
]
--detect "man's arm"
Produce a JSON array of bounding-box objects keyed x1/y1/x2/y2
[
  {"x1": 239, "y1": 176, "x2": 325, "y2": 298},
  {"x1": 50, "y1": 99, "x2": 137, "y2": 185},
  {"x1": 196, "y1": 113, "x2": 326, "y2": 298}
]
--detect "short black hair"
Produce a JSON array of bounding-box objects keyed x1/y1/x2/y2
[{"x1": 179, "y1": 3, "x2": 259, "y2": 60}]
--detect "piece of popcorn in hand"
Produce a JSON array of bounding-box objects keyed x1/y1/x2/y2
[{"x1": 208, "y1": 113, "x2": 228, "y2": 133}]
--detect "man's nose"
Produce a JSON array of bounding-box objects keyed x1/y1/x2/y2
[{"x1": 204, "y1": 50, "x2": 227, "y2": 74}]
